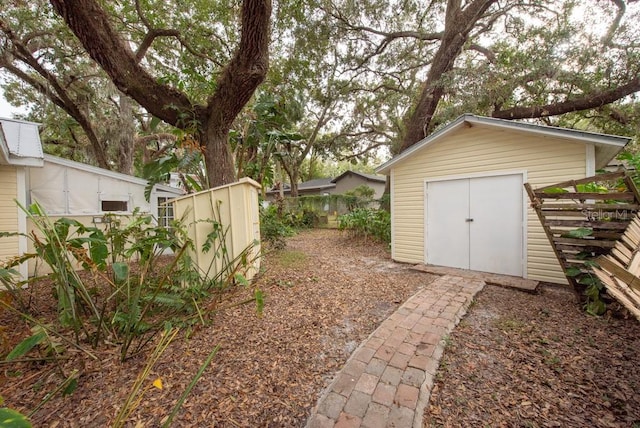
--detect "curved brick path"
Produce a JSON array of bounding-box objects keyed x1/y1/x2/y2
[{"x1": 306, "y1": 275, "x2": 485, "y2": 428}]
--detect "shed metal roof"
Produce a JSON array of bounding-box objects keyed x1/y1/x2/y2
[
  {"x1": 376, "y1": 114, "x2": 631, "y2": 174},
  {"x1": 0, "y1": 118, "x2": 44, "y2": 166}
]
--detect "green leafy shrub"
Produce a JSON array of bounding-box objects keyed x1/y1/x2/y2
[
  {"x1": 283, "y1": 208, "x2": 318, "y2": 228},
  {"x1": 343, "y1": 185, "x2": 376, "y2": 211},
  {"x1": 259, "y1": 204, "x2": 295, "y2": 250},
  {"x1": 0, "y1": 202, "x2": 262, "y2": 424},
  {"x1": 338, "y1": 208, "x2": 391, "y2": 243},
  {"x1": 1, "y1": 202, "x2": 260, "y2": 361}
]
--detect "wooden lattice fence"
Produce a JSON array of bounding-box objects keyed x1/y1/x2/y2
[
  {"x1": 592, "y1": 214, "x2": 640, "y2": 321},
  {"x1": 525, "y1": 171, "x2": 640, "y2": 298}
]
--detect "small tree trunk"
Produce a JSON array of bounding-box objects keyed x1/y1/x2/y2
[
  {"x1": 288, "y1": 170, "x2": 299, "y2": 198},
  {"x1": 380, "y1": 178, "x2": 391, "y2": 212}
]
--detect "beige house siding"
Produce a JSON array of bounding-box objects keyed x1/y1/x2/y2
[
  {"x1": 391, "y1": 125, "x2": 588, "y2": 284},
  {"x1": 333, "y1": 174, "x2": 386, "y2": 199},
  {"x1": 0, "y1": 165, "x2": 20, "y2": 267}
]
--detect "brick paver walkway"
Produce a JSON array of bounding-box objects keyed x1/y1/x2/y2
[{"x1": 306, "y1": 274, "x2": 485, "y2": 428}]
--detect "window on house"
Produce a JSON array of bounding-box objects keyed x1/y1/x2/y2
[
  {"x1": 101, "y1": 200, "x2": 128, "y2": 212},
  {"x1": 323, "y1": 192, "x2": 330, "y2": 211},
  {"x1": 157, "y1": 197, "x2": 174, "y2": 228}
]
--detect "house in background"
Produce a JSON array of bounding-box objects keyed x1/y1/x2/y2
[
  {"x1": 330, "y1": 171, "x2": 386, "y2": 199},
  {"x1": 265, "y1": 171, "x2": 386, "y2": 201},
  {"x1": 0, "y1": 117, "x2": 184, "y2": 279},
  {"x1": 376, "y1": 114, "x2": 630, "y2": 285}
]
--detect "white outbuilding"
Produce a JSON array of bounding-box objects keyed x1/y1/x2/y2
[{"x1": 0, "y1": 117, "x2": 184, "y2": 279}]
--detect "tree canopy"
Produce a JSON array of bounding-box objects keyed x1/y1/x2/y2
[{"x1": 1, "y1": 0, "x2": 639, "y2": 188}]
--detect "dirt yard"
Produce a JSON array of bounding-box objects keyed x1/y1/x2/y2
[{"x1": 1, "y1": 228, "x2": 639, "y2": 427}]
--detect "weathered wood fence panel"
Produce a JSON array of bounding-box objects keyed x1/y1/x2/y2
[
  {"x1": 525, "y1": 171, "x2": 640, "y2": 295},
  {"x1": 592, "y1": 214, "x2": 640, "y2": 320}
]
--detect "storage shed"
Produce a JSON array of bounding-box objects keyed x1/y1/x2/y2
[
  {"x1": 171, "y1": 177, "x2": 262, "y2": 281},
  {"x1": 375, "y1": 114, "x2": 631, "y2": 284}
]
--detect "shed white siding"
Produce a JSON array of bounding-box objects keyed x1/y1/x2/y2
[
  {"x1": 391, "y1": 125, "x2": 589, "y2": 284},
  {"x1": 28, "y1": 159, "x2": 151, "y2": 215},
  {"x1": 22, "y1": 157, "x2": 183, "y2": 277}
]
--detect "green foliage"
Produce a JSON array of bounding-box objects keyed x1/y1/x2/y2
[
  {"x1": 11, "y1": 203, "x2": 107, "y2": 337},
  {"x1": 1, "y1": 202, "x2": 260, "y2": 363},
  {"x1": 343, "y1": 185, "x2": 376, "y2": 211},
  {"x1": 282, "y1": 193, "x2": 382, "y2": 217},
  {"x1": 618, "y1": 151, "x2": 640, "y2": 188},
  {"x1": 141, "y1": 139, "x2": 206, "y2": 200},
  {"x1": 0, "y1": 407, "x2": 32, "y2": 428},
  {"x1": 575, "y1": 183, "x2": 608, "y2": 193},
  {"x1": 281, "y1": 208, "x2": 319, "y2": 229},
  {"x1": 563, "y1": 227, "x2": 607, "y2": 316},
  {"x1": 4, "y1": 331, "x2": 46, "y2": 362},
  {"x1": 338, "y1": 208, "x2": 391, "y2": 243},
  {"x1": 259, "y1": 204, "x2": 295, "y2": 250},
  {"x1": 565, "y1": 227, "x2": 593, "y2": 239}
]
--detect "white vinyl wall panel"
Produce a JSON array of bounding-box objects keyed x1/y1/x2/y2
[
  {"x1": 391, "y1": 125, "x2": 587, "y2": 284},
  {"x1": 29, "y1": 161, "x2": 152, "y2": 215}
]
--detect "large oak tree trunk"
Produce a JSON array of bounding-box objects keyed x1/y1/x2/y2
[
  {"x1": 49, "y1": 0, "x2": 271, "y2": 187},
  {"x1": 202, "y1": 127, "x2": 236, "y2": 188},
  {"x1": 398, "y1": 0, "x2": 496, "y2": 154}
]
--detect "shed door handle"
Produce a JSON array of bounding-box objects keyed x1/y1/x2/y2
[{"x1": 465, "y1": 218, "x2": 474, "y2": 222}]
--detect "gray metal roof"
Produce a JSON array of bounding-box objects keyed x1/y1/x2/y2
[
  {"x1": 266, "y1": 178, "x2": 335, "y2": 194},
  {"x1": 331, "y1": 170, "x2": 386, "y2": 184},
  {"x1": 376, "y1": 114, "x2": 631, "y2": 174},
  {"x1": 298, "y1": 177, "x2": 335, "y2": 190},
  {"x1": 0, "y1": 117, "x2": 44, "y2": 166}
]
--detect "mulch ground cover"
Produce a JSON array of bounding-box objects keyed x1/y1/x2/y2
[
  {"x1": 424, "y1": 284, "x2": 640, "y2": 428},
  {"x1": 1, "y1": 229, "x2": 432, "y2": 426},
  {"x1": 2, "y1": 228, "x2": 639, "y2": 427}
]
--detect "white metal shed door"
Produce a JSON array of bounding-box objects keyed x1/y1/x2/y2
[
  {"x1": 426, "y1": 174, "x2": 523, "y2": 276},
  {"x1": 426, "y1": 178, "x2": 470, "y2": 270}
]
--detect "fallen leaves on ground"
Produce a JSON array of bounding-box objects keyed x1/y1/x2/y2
[
  {"x1": 1, "y1": 229, "x2": 432, "y2": 426},
  {"x1": 424, "y1": 284, "x2": 640, "y2": 428}
]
